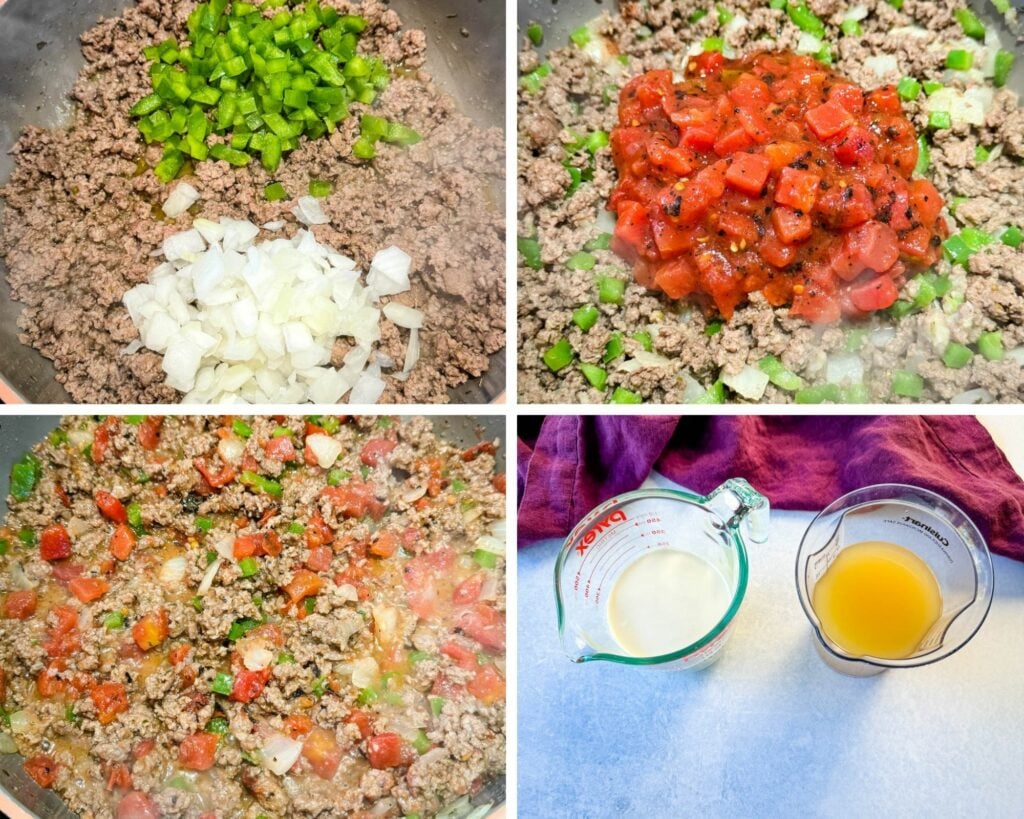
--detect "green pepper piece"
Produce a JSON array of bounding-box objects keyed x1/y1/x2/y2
[
  {"x1": 632, "y1": 331, "x2": 653, "y2": 353},
  {"x1": 239, "y1": 471, "x2": 283, "y2": 498},
  {"x1": 264, "y1": 182, "x2": 288, "y2": 201},
  {"x1": 579, "y1": 363, "x2": 608, "y2": 391},
  {"x1": 472, "y1": 549, "x2": 499, "y2": 569},
  {"x1": 518, "y1": 237, "x2": 543, "y2": 270},
  {"x1": 542, "y1": 339, "x2": 574, "y2": 372},
  {"x1": 891, "y1": 370, "x2": 925, "y2": 398},
  {"x1": 232, "y1": 419, "x2": 253, "y2": 438},
  {"x1": 840, "y1": 19, "x2": 862, "y2": 36},
  {"x1": 572, "y1": 304, "x2": 600, "y2": 331},
  {"x1": 839, "y1": 384, "x2": 871, "y2": 404},
  {"x1": 954, "y1": 8, "x2": 985, "y2": 39},
  {"x1": 999, "y1": 225, "x2": 1023, "y2": 249},
  {"x1": 602, "y1": 332, "x2": 624, "y2": 364},
  {"x1": 527, "y1": 23, "x2": 543, "y2": 46},
  {"x1": 597, "y1": 276, "x2": 626, "y2": 305},
  {"x1": 794, "y1": 384, "x2": 842, "y2": 404},
  {"x1": 945, "y1": 49, "x2": 973, "y2": 72},
  {"x1": 429, "y1": 696, "x2": 445, "y2": 717},
  {"x1": 584, "y1": 233, "x2": 612, "y2": 252},
  {"x1": 609, "y1": 387, "x2": 642, "y2": 404},
  {"x1": 942, "y1": 343, "x2": 972, "y2": 369},
  {"x1": 206, "y1": 716, "x2": 230, "y2": 735},
  {"x1": 702, "y1": 36, "x2": 724, "y2": 53},
  {"x1": 567, "y1": 251, "x2": 596, "y2": 271},
  {"x1": 9, "y1": 453, "x2": 41, "y2": 502},
  {"x1": 758, "y1": 355, "x2": 804, "y2": 391},
  {"x1": 103, "y1": 611, "x2": 125, "y2": 630},
  {"x1": 690, "y1": 380, "x2": 726, "y2": 404},
  {"x1": 994, "y1": 50, "x2": 1014, "y2": 88},
  {"x1": 570, "y1": 26, "x2": 590, "y2": 47},
  {"x1": 896, "y1": 77, "x2": 921, "y2": 101},
  {"x1": 238, "y1": 557, "x2": 259, "y2": 578},
  {"x1": 384, "y1": 122, "x2": 422, "y2": 147},
  {"x1": 309, "y1": 179, "x2": 332, "y2": 198},
  {"x1": 977, "y1": 331, "x2": 1004, "y2": 361}
]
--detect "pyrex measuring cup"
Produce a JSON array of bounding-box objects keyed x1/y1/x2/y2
[
  {"x1": 796, "y1": 484, "x2": 995, "y2": 677},
  {"x1": 554, "y1": 478, "x2": 769, "y2": 669}
]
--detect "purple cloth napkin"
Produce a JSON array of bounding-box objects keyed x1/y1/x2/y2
[{"x1": 517, "y1": 416, "x2": 1024, "y2": 562}]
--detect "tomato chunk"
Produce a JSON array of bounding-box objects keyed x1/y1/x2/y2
[
  {"x1": 179, "y1": 732, "x2": 218, "y2": 771},
  {"x1": 724, "y1": 152, "x2": 771, "y2": 195},
  {"x1": 24, "y1": 754, "x2": 59, "y2": 788},
  {"x1": 849, "y1": 275, "x2": 899, "y2": 312},
  {"x1": 302, "y1": 727, "x2": 344, "y2": 780},
  {"x1": 117, "y1": 792, "x2": 160, "y2": 819},
  {"x1": 805, "y1": 102, "x2": 854, "y2": 141},
  {"x1": 263, "y1": 436, "x2": 296, "y2": 462},
  {"x1": 772, "y1": 206, "x2": 813, "y2": 244},
  {"x1": 69, "y1": 577, "x2": 110, "y2": 603},
  {"x1": 40, "y1": 524, "x2": 73, "y2": 561},
  {"x1": 95, "y1": 491, "x2": 127, "y2": 523},
  {"x1": 110, "y1": 524, "x2": 136, "y2": 561},
  {"x1": 320, "y1": 482, "x2": 385, "y2": 521},
  {"x1": 367, "y1": 733, "x2": 415, "y2": 769},
  {"x1": 132, "y1": 609, "x2": 169, "y2": 651},
  {"x1": 774, "y1": 167, "x2": 822, "y2": 213},
  {"x1": 360, "y1": 438, "x2": 397, "y2": 466},
  {"x1": 457, "y1": 603, "x2": 506, "y2": 652},
  {"x1": 345, "y1": 709, "x2": 374, "y2": 740},
  {"x1": 4, "y1": 589, "x2": 38, "y2": 619},
  {"x1": 283, "y1": 569, "x2": 323, "y2": 606},
  {"x1": 468, "y1": 665, "x2": 506, "y2": 705},
  {"x1": 92, "y1": 681, "x2": 130, "y2": 725},
  {"x1": 230, "y1": 668, "x2": 271, "y2": 703}
]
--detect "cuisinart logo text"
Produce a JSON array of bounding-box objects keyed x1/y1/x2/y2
[
  {"x1": 903, "y1": 515, "x2": 950, "y2": 547},
  {"x1": 576, "y1": 510, "x2": 627, "y2": 555}
]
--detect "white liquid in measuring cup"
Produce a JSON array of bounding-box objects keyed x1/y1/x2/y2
[{"x1": 607, "y1": 550, "x2": 732, "y2": 657}]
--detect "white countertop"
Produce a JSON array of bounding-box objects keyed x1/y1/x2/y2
[{"x1": 517, "y1": 460, "x2": 1024, "y2": 817}]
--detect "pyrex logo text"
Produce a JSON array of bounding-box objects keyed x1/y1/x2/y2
[{"x1": 576, "y1": 510, "x2": 627, "y2": 555}]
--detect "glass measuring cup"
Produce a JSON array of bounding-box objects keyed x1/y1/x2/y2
[
  {"x1": 554, "y1": 478, "x2": 769, "y2": 669},
  {"x1": 795, "y1": 484, "x2": 995, "y2": 676}
]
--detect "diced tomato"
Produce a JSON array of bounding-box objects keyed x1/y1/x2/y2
[
  {"x1": 179, "y1": 732, "x2": 218, "y2": 771},
  {"x1": 193, "y1": 457, "x2": 236, "y2": 489},
  {"x1": 168, "y1": 644, "x2": 190, "y2": 666},
  {"x1": 441, "y1": 640, "x2": 479, "y2": 671},
  {"x1": 305, "y1": 510, "x2": 335, "y2": 549},
  {"x1": 468, "y1": 665, "x2": 506, "y2": 706},
  {"x1": 908, "y1": 178, "x2": 943, "y2": 225},
  {"x1": 849, "y1": 275, "x2": 899, "y2": 312},
  {"x1": 345, "y1": 709, "x2": 373, "y2": 740},
  {"x1": 136, "y1": 417, "x2": 162, "y2": 452},
  {"x1": 302, "y1": 727, "x2": 343, "y2": 780},
  {"x1": 462, "y1": 444, "x2": 497, "y2": 464},
  {"x1": 370, "y1": 532, "x2": 398, "y2": 559},
  {"x1": 827, "y1": 82, "x2": 864, "y2": 115},
  {"x1": 729, "y1": 74, "x2": 772, "y2": 110},
  {"x1": 771, "y1": 206, "x2": 813, "y2": 244},
  {"x1": 39, "y1": 524, "x2": 73, "y2": 561},
  {"x1": 37, "y1": 662, "x2": 67, "y2": 698},
  {"x1": 366, "y1": 733, "x2": 415, "y2": 769},
  {"x1": 51, "y1": 561, "x2": 84, "y2": 585},
  {"x1": 492, "y1": 473, "x2": 506, "y2": 494},
  {"x1": 234, "y1": 531, "x2": 283, "y2": 559},
  {"x1": 679, "y1": 163, "x2": 728, "y2": 225},
  {"x1": 44, "y1": 604, "x2": 80, "y2": 658},
  {"x1": 54, "y1": 484, "x2": 71, "y2": 508},
  {"x1": 4, "y1": 589, "x2": 38, "y2": 619},
  {"x1": 868, "y1": 85, "x2": 902, "y2": 114},
  {"x1": 403, "y1": 547, "x2": 456, "y2": 620},
  {"x1": 305, "y1": 545, "x2": 333, "y2": 572},
  {"x1": 284, "y1": 714, "x2": 314, "y2": 739},
  {"x1": 774, "y1": 167, "x2": 822, "y2": 212},
  {"x1": 230, "y1": 668, "x2": 271, "y2": 703},
  {"x1": 105, "y1": 763, "x2": 133, "y2": 792},
  {"x1": 264, "y1": 436, "x2": 296, "y2": 462},
  {"x1": 92, "y1": 681, "x2": 130, "y2": 725},
  {"x1": 69, "y1": 577, "x2": 110, "y2": 603},
  {"x1": 116, "y1": 791, "x2": 160, "y2": 819},
  {"x1": 689, "y1": 49, "x2": 725, "y2": 77},
  {"x1": 841, "y1": 220, "x2": 900, "y2": 278},
  {"x1": 612, "y1": 200, "x2": 651, "y2": 262},
  {"x1": 334, "y1": 566, "x2": 369, "y2": 601},
  {"x1": 132, "y1": 610, "x2": 169, "y2": 651},
  {"x1": 431, "y1": 674, "x2": 466, "y2": 699},
  {"x1": 832, "y1": 126, "x2": 875, "y2": 166},
  {"x1": 759, "y1": 234, "x2": 798, "y2": 268},
  {"x1": 24, "y1": 754, "x2": 59, "y2": 788},
  {"x1": 815, "y1": 181, "x2": 875, "y2": 229},
  {"x1": 763, "y1": 141, "x2": 804, "y2": 170},
  {"x1": 453, "y1": 573, "x2": 485, "y2": 605},
  {"x1": 320, "y1": 482, "x2": 385, "y2": 521},
  {"x1": 132, "y1": 739, "x2": 156, "y2": 760},
  {"x1": 360, "y1": 438, "x2": 396, "y2": 467},
  {"x1": 457, "y1": 603, "x2": 506, "y2": 652},
  {"x1": 713, "y1": 124, "x2": 753, "y2": 157},
  {"x1": 679, "y1": 122, "x2": 719, "y2": 151},
  {"x1": 283, "y1": 569, "x2": 323, "y2": 606},
  {"x1": 724, "y1": 152, "x2": 771, "y2": 196},
  {"x1": 805, "y1": 102, "x2": 854, "y2": 141},
  {"x1": 110, "y1": 524, "x2": 137, "y2": 561},
  {"x1": 91, "y1": 418, "x2": 117, "y2": 465},
  {"x1": 95, "y1": 491, "x2": 127, "y2": 524}
]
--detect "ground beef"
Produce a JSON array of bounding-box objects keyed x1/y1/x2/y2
[
  {"x1": 0, "y1": 415, "x2": 506, "y2": 818},
  {"x1": 518, "y1": 0, "x2": 1024, "y2": 403},
  {"x1": 0, "y1": 0, "x2": 504, "y2": 404}
]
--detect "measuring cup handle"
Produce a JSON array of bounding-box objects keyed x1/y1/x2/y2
[{"x1": 705, "y1": 478, "x2": 770, "y2": 543}]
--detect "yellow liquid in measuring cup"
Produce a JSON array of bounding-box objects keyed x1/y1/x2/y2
[
  {"x1": 812, "y1": 540, "x2": 942, "y2": 660},
  {"x1": 607, "y1": 550, "x2": 732, "y2": 657}
]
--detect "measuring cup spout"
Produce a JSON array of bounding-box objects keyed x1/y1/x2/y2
[{"x1": 704, "y1": 478, "x2": 770, "y2": 543}]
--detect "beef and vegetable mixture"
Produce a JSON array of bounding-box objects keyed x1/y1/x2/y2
[
  {"x1": 518, "y1": 0, "x2": 1024, "y2": 404},
  {"x1": 0, "y1": 416, "x2": 506, "y2": 818},
  {"x1": 0, "y1": 0, "x2": 504, "y2": 404}
]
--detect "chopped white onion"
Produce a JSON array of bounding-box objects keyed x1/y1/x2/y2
[
  {"x1": 293, "y1": 196, "x2": 329, "y2": 226},
  {"x1": 123, "y1": 217, "x2": 421, "y2": 403},
  {"x1": 1007, "y1": 347, "x2": 1024, "y2": 366},
  {"x1": 723, "y1": 365, "x2": 770, "y2": 401},
  {"x1": 8, "y1": 562, "x2": 35, "y2": 590},
  {"x1": 616, "y1": 350, "x2": 671, "y2": 373},
  {"x1": 162, "y1": 183, "x2": 200, "y2": 219},
  {"x1": 0, "y1": 732, "x2": 17, "y2": 754},
  {"x1": 261, "y1": 733, "x2": 303, "y2": 776},
  {"x1": 306, "y1": 433, "x2": 343, "y2": 468},
  {"x1": 159, "y1": 556, "x2": 188, "y2": 586},
  {"x1": 825, "y1": 353, "x2": 865, "y2": 385},
  {"x1": 489, "y1": 518, "x2": 506, "y2": 541},
  {"x1": 214, "y1": 535, "x2": 236, "y2": 562},
  {"x1": 241, "y1": 644, "x2": 275, "y2": 671},
  {"x1": 863, "y1": 54, "x2": 900, "y2": 80},
  {"x1": 796, "y1": 33, "x2": 823, "y2": 56},
  {"x1": 373, "y1": 605, "x2": 401, "y2": 646},
  {"x1": 350, "y1": 657, "x2": 380, "y2": 689},
  {"x1": 475, "y1": 535, "x2": 505, "y2": 557},
  {"x1": 218, "y1": 436, "x2": 246, "y2": 465},
  {"x1": 843, "y1": 5, "x2": 869, "y2": 21},
  {"x1": 951, "y1": 388, "x2": 993, "y2": 404},
  {"x1": 8, "y1": 710, "x2": 38, "y2": 737},
  {"x1": 401, "y1": 485, "x2": 428, "y2": 504},
  {"x1": 198, "y1": 558, "x2": 222, "y2": 595},
  {"x1": 382, "y1": 303, "x2": 424, "y2": 329}
]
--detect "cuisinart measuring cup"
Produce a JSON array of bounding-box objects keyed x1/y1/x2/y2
[
  {"x1": 554, "y1": 478, "x2": 769, "y2": 669},
  {"x1": 795, "y1": 484, "x2": 995, "y2": 677}
]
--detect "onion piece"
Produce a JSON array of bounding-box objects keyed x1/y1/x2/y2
[
  {"x1": 723, "y1": 365, "x2": 770, "y2": 401},
  {"x1": 159, "y1": 556, "x2": 188, "y2": 586},
  {"x1": 293, "y1": 196, "x2": 329, "y2": 226},
  {"x1": 951, "y1": 388, "x2": 993, "y2": 404},
  {"x1": 0, "y1": 732, "x2": 17, "y2": 754},
  {"x1": 367, "y1": 246, "x2": 412, "y2": 297},
  {"x1": 218, "y1": 436, "x2": 245, "y2": 465},
  {"x1": 382, "y1": 303, "x2": 423, "y2": 329},
  {"x1": 475, "y1": 535, "x2": 505, "y2": 557},
  {"x1": 198, "y1": 558, "x2": 222, "y2": 595},
  {"x1": 241, "y1": 644, "x2": 275, "y2": 671},
  {"x1": 8, "y1": 710, "x2": 38, "y2": 737},
  {"x1": 350, "y1": 657, "x2": 380, "y2": 689},
  {"x1": 825, "y1": 353, "x2": 864, "y2": 385},
  {"x1": 261, "y1": 733, "x2": 303, "y2": 776},
  {"x1": 162, "y1": 183, "x2": 200, "y2": 219},
  {"x1": 214, "y1": 536, "x2": 236, "y2": 562},
  {"x1": 306, "y1": 433, "x2": 343, "y2": 468},
  {"x1": 401, "y1": 485, "x2": 428, "y2": 504}
]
